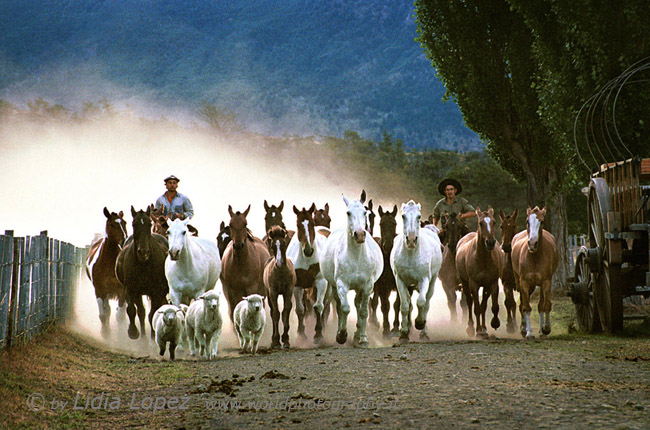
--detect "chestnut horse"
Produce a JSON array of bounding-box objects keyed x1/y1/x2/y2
[
  {"x1": 85, "y1": 207, "x2": 128, "y2": 331},
  {"x1": 115, "y1": 206, "x2": 169, "y2": 339},
  {"x1": 369, "y1": 204, "x2": 401, "y2": 337},
  {"x1": 437, "y1": 212, "x2": 466, "y2": 324},
  {"x1": 263, "y1": 226, "x2": 297, "y2": 349},
  {"x1": 313, "y1": 203, "x2": 331, "y2": 228},
  {"x1": 455, "y1": 207, "x2": 505, "y2": 338},
  {"x1": 498, "y1": 209, "x2": 519, "y2": 334},
  {"x1": 262, "y1": 200, "x2": 294, "y2": 243},
  {"x1": 511, "y1": 207, "x2": 559, "y2": 339},
  {"x1": 220, "y1": 205, "x2": 270, "y2": 320}
]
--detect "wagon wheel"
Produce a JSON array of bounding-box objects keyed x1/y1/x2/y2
[
  {"x1": 587, "y1": 178, "x2": 624, "y2": 333},
  {"x1": 571, "y1": 247, "x2": 601, "y2": 333}
]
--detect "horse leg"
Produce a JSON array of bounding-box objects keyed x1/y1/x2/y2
[
  {"x1": 504, "y1": 282, "x2": 517, "y2": 334},
  {"x1": 461, "y1": 281, "x2": 474, "y2": 337},
  {"x1": 126, "y1": 293, "x2": 141, "y2": 339},
  {"x1": 293, "y1": 287, "x2": 307, "y2": 339},
  {"x1": 169, "y1": 288, "x2": 182, "y2": 307},
  {"x1": 539, "y1": 279, "x2": 552, "y2": 336},
  {"x1": 269, "y1": 291, "x2": 281, "y2": 349},
  {"x1": 313, "y1": 277, "x2": 328, "y2": 343},
  {"x1": 335, "y1": 280, "x2": 350, "y2": 344},
  {"x1": 519, "y1": 279, "x2": 534, "y2": 339},
  {"x1": 380, "y1": 291, "x2": 391, "y2": 338},
  {"x1": 369, "y1": 289, "x2": 380, "y2": 328},
  {"x1": 354, "y1": 287, "x2": 371, "y2": 347},
  {"x1": 391, "y1": 291, "x2": 401, "y2": 335},
  {"x1": 489, "y1": 280, "x2": 500, "y2": 331},
  {"x1": 281, "y1": 289, "x2": 292, "y2": 348},
  {"x1": 471, "y1": 283, "x2": 483, "y2": 338},
  {"x1": 116, "y1": 293, "x2": 127, "y2": 323},
  {"x1": 442, "y1": 282, "x2": 458, "y2": 325},
  {"x1": 396, "y1": 277, "x2": 411, "y2": 343}
]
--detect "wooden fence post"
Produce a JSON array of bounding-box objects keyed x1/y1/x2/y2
[{"x1": 0, "y1": 232, "x2": 14, "y2": 349}]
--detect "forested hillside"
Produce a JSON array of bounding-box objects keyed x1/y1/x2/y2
[{"x1": 0, "y1": 0, "x2": 480, "y2": 150}]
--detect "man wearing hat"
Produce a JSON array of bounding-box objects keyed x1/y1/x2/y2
[
  {"x1": 154, "y1": 175, "x2": 194, "y2": 220},
  {"x1": 432, "y1": 178, "x2": 475, "y2": 237}
]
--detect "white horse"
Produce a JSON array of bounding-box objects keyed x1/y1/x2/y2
[
  {"x1": 286, "y1": 204, "x2": 331, "y2": 342},
  {"x1": 165, "y1": 219, "x2": 222, "y2": 306},
  {"x1": 319, "y1": 195, "x2": 384, "y2": 346},
  {"x1": 390, "y1": 201, "x2": 442, "y2": 343}
]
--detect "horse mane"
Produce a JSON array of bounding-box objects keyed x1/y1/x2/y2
[{"x1": 246, "y1": 228, "x2": 255, "y2": 241}]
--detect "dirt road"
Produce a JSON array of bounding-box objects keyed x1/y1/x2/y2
[{"x1": 2, "y1": 293, "x2": 650, "y2": 429}]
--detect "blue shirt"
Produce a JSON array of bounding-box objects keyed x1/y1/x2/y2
[{"x1": 155, "y1": 192, "x2": 194, "y2": 219}]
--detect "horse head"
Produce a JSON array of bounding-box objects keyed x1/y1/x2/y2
[
  {"x1": 228, "y1": 205, "x2": 251, "y2": 255},
  {"x1": 263, "y1": 200, "x2": 286, "y2": 232},
  {"x1": 131, "y1": 205, "x2": 154, "y2": 262},
  {"x1": 440, "y1": 212, "x2": 462, "y2": 254},
  {"x1": 499, "y1": 209, "x2": 519, "y2": 253},
  {"x1": 313, "y1": 203, "x2": 331, "y2": 228},
  {"x1": 344, "y1": 194, "x2": 368, "y2": 244},
  {"x1": 476, "y1": 206, "x2": 497, "y2": 251},
  {"x1": 359, "y1": 189, "x2": 375, "y2": 235},
  {"x1": 103, "y1": 207, "x2": 127, "y2": 247},
  {"x1": 217, "y1": 221, "x2": 232, "y2": 257},
  {"x1": 293, "y1": 203, "x2": 316, "y2": 257},
  {"x1": 167, "y1": 218, "x2": 190, "y2": 261},
  {"x1": 378, "y1": 204, "x2": 398, "y2": 253},
  {"x1": 266, "y1": 225, "x2": 289, "y2": 268},
  {"x1": 401, "y1": 200, "x2": 422, "y2": 249},
  {"x1": 526, "y1": 206, "x2": 546, "y2": 253}
]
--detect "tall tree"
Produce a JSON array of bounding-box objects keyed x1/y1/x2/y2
[{"x1": 415, "y1": 0, "x2": 572, "y2": 288}]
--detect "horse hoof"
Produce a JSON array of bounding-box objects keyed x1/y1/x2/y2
[
  {"x1": 283, "y1": 343, "x2": 290, "y2": 349},
  {"x1": 399, "y1": 332, "x2": 409, "y2": 344},
  {"x1": 466, "y1": 326, "x2": 475, "y2": 337},
  {"x1": 415, "y1": 319, "x2": 426, "y2": 330},
  {"x1": 382, "y1": 330, "x2": 392, "y2": 339},
  {"x1": 298, "y1": 330, "x2": 307, "y2": 339},
  {"x1": 542, "y1": 325, "x2": 551, "y2": 335},
  {"x1": 506, "y1": 321, "x2": 516, "y2": 334},
  {"x1": 336, "y1": 330, "x2": 347, "y2": 344},
  {"x1": 357, "y1": 340, "x2": 369, "y2": 348},
  {"x1": 127, "y1": 326, "x2": 139, "y2": 339},
  {"x1": 526, "y1": 333, "x2": 536, "y2": 340},
  {"x1": 271, "y1": 342, "x2": 281, "y2": 350},
  {"x1": 314, "y1": 335, "x2": 323, "y2": 345},
  {"x1": 476, "y1": 332, "x2": 488, "y2": 340},
  {"x1": 419, "y1": 331, "x2": 430, "y2": 341},
  {"x1": 491, "y1": 317, "x2": 500, "y2": 330}
]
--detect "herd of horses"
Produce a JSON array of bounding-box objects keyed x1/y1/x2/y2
[{"x1": 84, "y1": 190, "x2": 559, "y2": 356}]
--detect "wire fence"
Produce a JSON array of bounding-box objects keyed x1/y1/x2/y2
[{"x1": 0, "y1": 230, "x2": 86, "y2": 350}]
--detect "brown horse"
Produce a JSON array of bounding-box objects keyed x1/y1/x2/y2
[
  {"x1": 150, "y1": 204, "x2": 198, "y2": 237},
  {"x1": 220, "y1": 205, "x2": 270, "y2": 320},
  {"x1": 437, "y1": 212, "x2": 467, "y2": 324},
  {"x1": 511, "y1": 207, "x2": 559, "y2": 339},
  {"x1": 313, "y1": 203, "x2": 331, "y2": 228},
  {"x1": 369, "y1": 205, "x2": 401, "y2": 337},
  {"x1": 216, "y1": 221, "x2": 232, "y2": 257},
  {"x1": 262, "y1": 200, "x2": 294, "y2": 244},
  {"x1": 498, "y1": 209, "x2": 519, "y2": 334},
  {"x1": 85, "y1": 207, "x2": 128, "y2": 332},
  {"x1": 115, "y1": 206, "x2": 169, "y2": 339},
  {"x1": 455, "y1": 207, "x2": 505, "y2": 338},
  {"x1": 263, "y1": 226, "x2": 297, "y2": 349}
]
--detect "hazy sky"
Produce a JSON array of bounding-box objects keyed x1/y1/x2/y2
[{"x1": 0, "y1": 115, "x2": 384, "y2": 246}]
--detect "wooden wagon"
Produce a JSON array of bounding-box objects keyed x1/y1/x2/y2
[{"x1": 567, "y1": 157, "x2": 650, "y2": 333}]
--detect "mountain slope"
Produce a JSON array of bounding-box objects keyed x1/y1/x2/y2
[{"x1": 0, "y1": 0, "x2": 481, "y2": 150}]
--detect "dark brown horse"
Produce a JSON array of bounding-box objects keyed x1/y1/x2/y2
[
  {"x1": 216, "y1": 221, "x2": 232, "y2": 257},
  {"x1": 511, "y1": 207, "x2": 559, "y2": 339},
  {"x1": 220, "y1": 205, "x2": 270, "y2": 320},
  {"x1": 262, "y1": 200, "x2": 294, "y2": 244},
  {"x1": 85, "y1": 207, "x2": 128, "y2": 332},
  {"x1": 499, "y1": 209, "x2": 519, "y2": 334},
  {"x1": 369, "y1": 205, "x2": 401, "y2": 337},
  {"x1": 263, "y1": 226, "x2": 296, "y2": 349},
  {"x1": 455, "y1": 207, "x2": 505, "y2": 338},
  {"x1": 313, "y1": 203, "x2": 331, "y2": 228},
  {"x1": 116, "y1": 206, "x2": 169, "y2": 339},
  {"x1": 437, "y1": 212, "x2": 467, "y2": 324}
]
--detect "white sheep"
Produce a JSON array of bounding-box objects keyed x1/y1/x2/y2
[
  {"x1": 185, "y1": 289, "x2": 223, "y2": 360},
  {"x1": 152, "y1": 304, "x2": 186, "y2": 361},
  {"x1": 234, "y1": 294, "x2": 266, "y2": 354}
]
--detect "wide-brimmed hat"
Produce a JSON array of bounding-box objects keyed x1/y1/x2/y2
[
  {"x1": 164, "y1": 175, "x2": 180, "y2": 183},
  {"x1": 438, "y1": 178, "x2": 462, "y2": 196}
]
